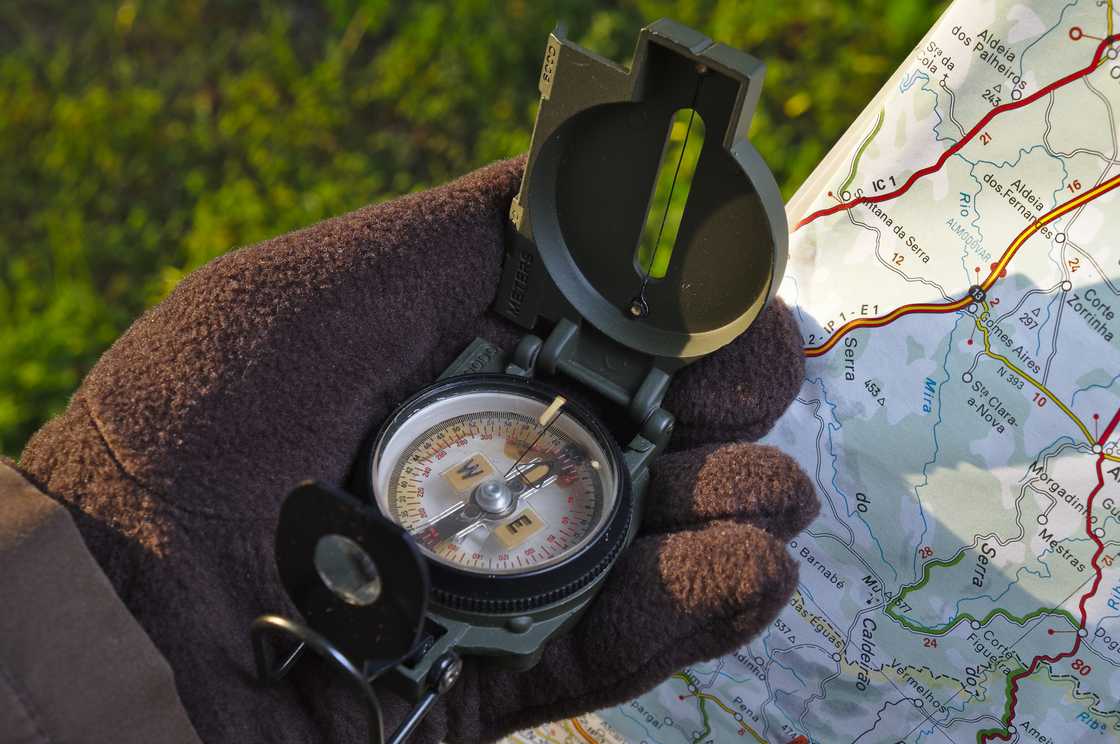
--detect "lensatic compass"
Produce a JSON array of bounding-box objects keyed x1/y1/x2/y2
[{"x1": 251, "y1": 18, "x2": 786, "y2": 744}]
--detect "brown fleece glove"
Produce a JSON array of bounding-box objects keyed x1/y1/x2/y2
[{"x1": 19, "y1": 157, "x2": 817, "y2": 743}]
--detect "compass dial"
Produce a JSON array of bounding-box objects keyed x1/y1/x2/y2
[{"x1": 369, "y1": 385, "x2": 619, "y2": 576}]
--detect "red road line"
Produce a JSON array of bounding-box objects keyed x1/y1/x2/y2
[
  {"x1": 980, "y1": 406, "x2": 1120, "y2": 742},
  {"x1": 804, "y1": 172, "x2": 1120, "y2": 357},
  {"x1": 794, "y1": 33, "x2": 1120, "y2": 232}
]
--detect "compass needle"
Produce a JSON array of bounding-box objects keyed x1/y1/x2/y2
[{"x1": 504, "y1": 395, "x2": 565, "y2": 479}]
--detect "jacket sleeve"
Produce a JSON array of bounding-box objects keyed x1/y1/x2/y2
[{"x1": 0, "y1": 460, "x2": 203, "y2": 744}]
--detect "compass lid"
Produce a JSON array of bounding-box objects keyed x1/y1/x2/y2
[{"x1": 495, "y1": 19, "x2": 787, "y2": 370}]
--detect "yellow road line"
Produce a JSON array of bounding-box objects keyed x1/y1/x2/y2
[
  {"x1": 691, "y1": 692, "x2": 768, "y2": 744},
  {"x1": 973, "y1": 304, "x2": 1099, "y2": 448},
  {"x1": 672, "y1": 673, "x2": 771, "y2": 744},
  {"x1": 806, "y1": 298, "x2": 970, "y2": 356},
  {"x1": 983, "y1": 175, "x2": 1120, "y2": 291},
  {"x1": 568, "y1": 718, "x2": 599, "y2": 744}
]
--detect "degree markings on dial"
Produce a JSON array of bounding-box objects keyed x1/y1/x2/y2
[{"x1": 386, "y1": 408, "x2": 606, "y2": 572}]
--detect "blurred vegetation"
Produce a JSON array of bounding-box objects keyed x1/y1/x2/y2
[{"x1": 0, "y1": 0, "x2": 948, "y2": 455}]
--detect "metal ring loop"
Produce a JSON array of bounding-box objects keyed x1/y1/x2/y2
[{"x1": 250, "y1": 614, "x2": 385, "y2": 744}]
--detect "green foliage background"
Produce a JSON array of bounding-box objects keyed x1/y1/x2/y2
[{"x1": 0, "y1": 0, "x2": 948, "y2": 455}]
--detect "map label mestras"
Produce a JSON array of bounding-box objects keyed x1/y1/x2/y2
[{"x1": 1037, "y1": 526, "x2": 1088, "y2": 573}]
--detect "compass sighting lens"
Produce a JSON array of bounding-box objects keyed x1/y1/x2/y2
[
  {"x1": 313, "y1": 534, "x2": 383, "y2": 607},
  {"x1": 369, "y1": 383, "x2": 620, "y2": 576}
]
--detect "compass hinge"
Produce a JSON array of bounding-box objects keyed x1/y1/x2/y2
[
  {"x1": 533, "y1": 318, "x2": 675, "y2": 418},
  {"x1": 510, "y1": 320, "x2": 676, "y2": 487}
]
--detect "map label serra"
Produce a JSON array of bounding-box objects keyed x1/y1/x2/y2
[
  {"x1": 972, "y1": 541, "x2": 997, "y2": 588},
  {"x1": 842, "y1": 336, "x2": 857, "y2": 381}
]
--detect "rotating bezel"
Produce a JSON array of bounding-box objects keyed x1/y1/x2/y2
[{"x1": 356, "y1": 373, "x2": 633, "y2": 615}]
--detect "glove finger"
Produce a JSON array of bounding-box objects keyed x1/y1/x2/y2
[
  {"x1": 641, "y1": 442, "x2": 818, "y2": 540},
  {"x1": 474, "y1": 520, "x2": 797, "y2": 740},
  {"x1": 662, "y1": 297, "x2": 804, "y2": 448}
]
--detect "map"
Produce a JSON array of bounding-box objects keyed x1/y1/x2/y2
[{"x1": 504, "y1": 1, "x2": 1120, "y2": 742}]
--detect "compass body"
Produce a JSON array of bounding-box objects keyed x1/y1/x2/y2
[
  {"x1": 266, "y1": 18, "x2": 788, "y2": 711},
  {"x1": 351, "y1": 17, "x2": 786, "y2": 681}
]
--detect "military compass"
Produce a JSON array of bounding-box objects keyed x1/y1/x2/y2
[{"x1": 251, "y1": 18, "x2": 786, "y2": 744}]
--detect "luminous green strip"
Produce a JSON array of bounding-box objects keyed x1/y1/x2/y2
[{"x1": 637, "y1": 108, "x2": 706, "y2": 280}]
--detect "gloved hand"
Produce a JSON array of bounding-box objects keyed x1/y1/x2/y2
[{"x1": 19, "y1": 157, "x2": 817, "y2": 743}]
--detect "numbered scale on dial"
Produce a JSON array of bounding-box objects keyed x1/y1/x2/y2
[
  {"x1": 372, "y1": 390, "x2": 618, "y2": 575},
  {"x1": 364, "y1": 376, "x2": 630, "y2": 612}
]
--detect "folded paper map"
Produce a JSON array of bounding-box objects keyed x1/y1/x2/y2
[{"x1": 505, "y1": 1, "x2": 1120, "y2": 740}]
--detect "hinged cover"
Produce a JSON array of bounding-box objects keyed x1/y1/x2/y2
[{"x1": 494, "y1": 19, "x2": 787, "y2": 389}]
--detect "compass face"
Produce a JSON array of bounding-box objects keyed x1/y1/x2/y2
[{"x1": 369, "y1": 385, "x2": 620, "y2": 575}]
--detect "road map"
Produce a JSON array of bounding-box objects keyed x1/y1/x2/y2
[{"x1": 503, "y1": 1, "x2": 1120, "y2": 741}]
